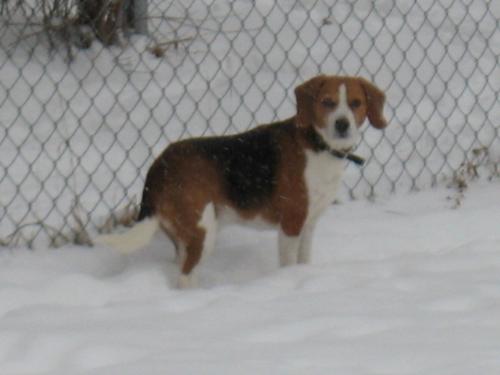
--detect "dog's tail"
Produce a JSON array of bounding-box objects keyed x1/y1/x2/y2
[
  {"x1": 95, "y1": 175, "x2": 158, "y2": 254},
  {"x1": 94, "y1": 217, "x2": 159, "y2": 254}
]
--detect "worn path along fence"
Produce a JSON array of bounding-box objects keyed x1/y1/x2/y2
[{"x1": 1, "y1": 0, "x2": 499, "y2": 247}]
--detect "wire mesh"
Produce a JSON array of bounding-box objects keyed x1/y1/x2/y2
[{"x1": 1, "y1": 0, "x2": 499, "y2": 247}]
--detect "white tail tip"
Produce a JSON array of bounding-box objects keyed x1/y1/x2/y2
[{"x1": 94, "y1": 217, "x2": 159, "y2": 254}]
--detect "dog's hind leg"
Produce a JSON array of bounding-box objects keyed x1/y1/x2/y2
[{"x1": 177, "y1": 203, "x2": 218, "y2": 289}]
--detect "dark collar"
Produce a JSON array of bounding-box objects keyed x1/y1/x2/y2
[{"x1": 305, "y1": 127, "x2": 365, "y2": 166}]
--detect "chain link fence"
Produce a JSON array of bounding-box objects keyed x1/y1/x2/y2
[{"x1": 1, "y1": 0, "x2": 499, "y2": 247}]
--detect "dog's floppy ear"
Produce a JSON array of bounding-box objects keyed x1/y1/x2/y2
[
  {"x1": 294, "y1": 75, "x2": 327, "y2": 127},
  {"x1": 359, "y1": 78, "x2": 387, "y2": 129}
]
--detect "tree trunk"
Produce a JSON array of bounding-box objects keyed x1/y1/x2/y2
[{"x1": 77, "y1": 0, "x2": 148, "y2": 46}]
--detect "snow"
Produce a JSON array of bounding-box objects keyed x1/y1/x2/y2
[{"x1": 1, "y1": 182, "x2": 500, "y2": 374}]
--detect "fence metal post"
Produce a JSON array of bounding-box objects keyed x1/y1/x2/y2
[{"x1": 131, "y1": 0, "x2": 148, "y2": 35}]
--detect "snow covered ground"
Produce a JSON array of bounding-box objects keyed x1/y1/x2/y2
[{"x1": 1, "y1": 181, "x2": 499, "y2": 374}]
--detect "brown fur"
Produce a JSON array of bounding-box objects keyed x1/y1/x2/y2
[
  {"x1": 142, "y1": 120, "x2": 311, "y2": 274},
  {"x1": 295, "y1": 75, "x2": 387, "y2": 130}
]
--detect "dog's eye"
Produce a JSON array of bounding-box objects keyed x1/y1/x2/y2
[
  {"x1": 321, "y1": 98, "x2": 336, "y2": 109},
  {"x1": 350, "y1": 99, "x2": 361, "y2": 109}
]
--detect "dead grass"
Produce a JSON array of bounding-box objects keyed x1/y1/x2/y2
[
  {"x1": 97, "y1": 198, "x2": 140, "y2": 234},
  {"x1": 2, "y1": 1, "x2": 195, "y2": 61},
  {"x1": 147, "y1": 36, "x2": 193, "y2": 58},
  {"x1": 447, "y1": 146, "x2": 499, "y2": 208},
  {"x1": 0, "y1": 197, "x2": 140, "y2": 248}
]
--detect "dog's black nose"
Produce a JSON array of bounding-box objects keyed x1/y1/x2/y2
[{"x1": 335, "y1": 118, "x2": 350, "y2": 135}]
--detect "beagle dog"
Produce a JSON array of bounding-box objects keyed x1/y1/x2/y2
[{"x1": 97, "y1": 75, "x2": 387, "y2": 288}]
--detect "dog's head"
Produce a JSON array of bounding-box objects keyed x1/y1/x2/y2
[{"x1": 295, "y1": 75, "x2": 387, "y2": 150}]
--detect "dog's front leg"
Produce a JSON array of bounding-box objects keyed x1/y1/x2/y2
[
  {"x1": 297, "y1": 221, "x2": 316, "y2": 264},
  {"x1": 278, "y1": 230, "x2": 302, "y2": 266}
]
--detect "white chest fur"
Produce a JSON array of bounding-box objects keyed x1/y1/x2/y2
[{"x1": 304, "y1": 150, "x2": 345, "y2": 223}]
